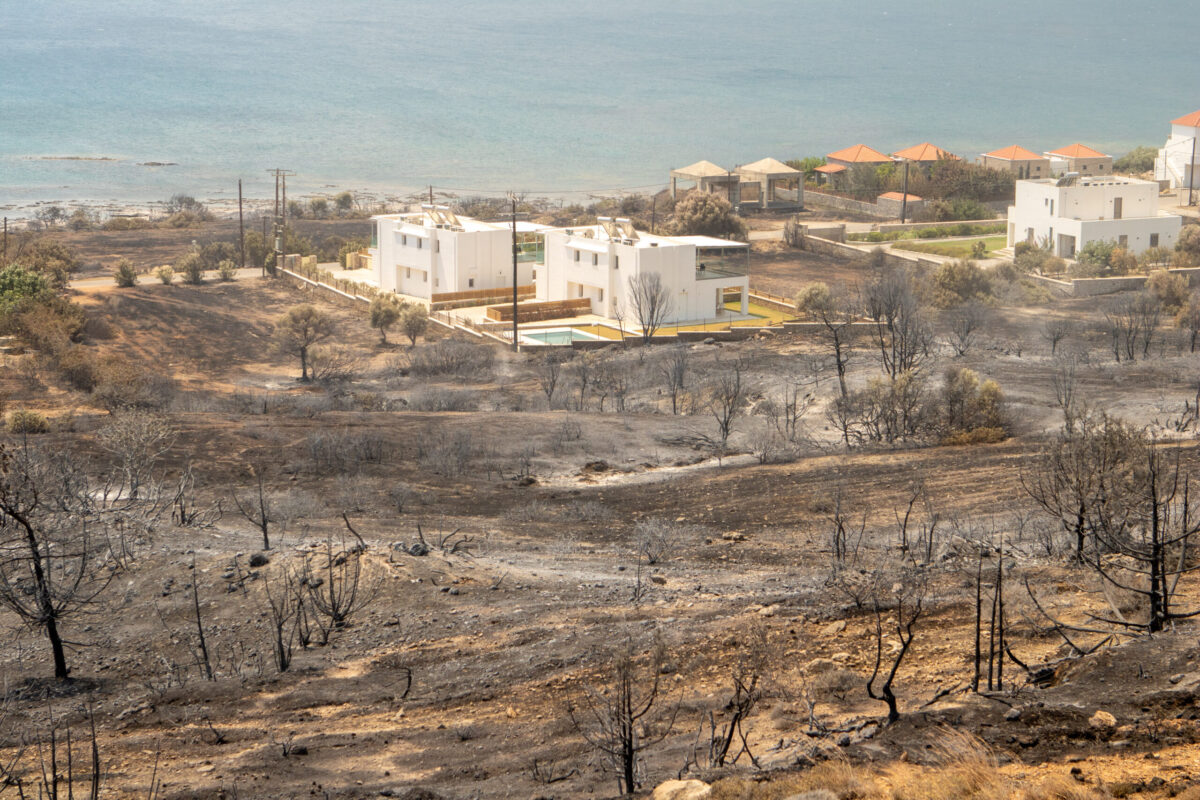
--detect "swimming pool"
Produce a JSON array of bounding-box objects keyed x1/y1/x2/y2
[{"x1": 522, "y1": 328, "x2": 603, "y2": 345}]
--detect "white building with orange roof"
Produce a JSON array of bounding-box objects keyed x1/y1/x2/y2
[
  {"x1": 1154, "y1": 109, "x2": 1200, "y2": 189},
  {"x1": 892, "y1": 142, "x2": 958, "y2": 165},
  {"x1": 1045, "y1": 143, "x2": 1112, "y2": 176},
  {"x1": 825, "y1": 143, "x2": 892, "y2": 170},
  {"x1": 979, "y1": 145, "x2": 1050, "y2": 179}
]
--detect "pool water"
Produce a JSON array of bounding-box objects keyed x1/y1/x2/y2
[{"x1": 524, "y1": 329, "x2": 600, "y2": 345}]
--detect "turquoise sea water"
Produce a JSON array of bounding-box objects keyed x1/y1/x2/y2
[{"x1": 1, "y1": 0, "x2": 1198, "y2": 213}]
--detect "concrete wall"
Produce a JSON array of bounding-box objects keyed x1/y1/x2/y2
[
  {"x1": 875, "y1": 218, "x2": 1003, "y2": 234},
  {"x1": 1025, "y1": 267, "x2": 1200, "y2": 298},
  {"x1": 801, "y1": 234, "x2": 940, "y2": 273},
  {"x1": 802, "y1": 189, "x2": 896, "y2": 219}
]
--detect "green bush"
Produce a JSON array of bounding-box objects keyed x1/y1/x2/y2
[
  {"x1": 217, "y1": 260, "x2": 237, "y2": 282},
  {"x1": 113, "y1": 258, "x2": 138, "y2": 287},
  {"x1": 7, "y1": 408, "x2": 48, "y2": 434},
  {"x1": 1113, "y1": 146, "x2": 1157, "y2": 174},
  {"x1": 155, "y1": 265, "x2": 174, "y2": 285},
  {"x1": 177, "y1": 252, "x2": 204, "y2": 285},
  {"x1": 930, "y1": 260, "x2": 993, "y2": 308},
  {"x1": 56, "y1": 345, "x2": 100, "y2": 391}
]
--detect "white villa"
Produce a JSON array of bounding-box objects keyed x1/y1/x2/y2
[
  {"x1": 1006, "y1": 175, "x2": 1181, "y2": 259},
  {"x1": 369, "y1": 207, "x2": 549, "y2": 300},
  {"x1": 536, "y1": 218, "x2": 749, "y2": 325},
  {"x1": 1155, "y1": 109, "x2": 1200, "y2": 190}
]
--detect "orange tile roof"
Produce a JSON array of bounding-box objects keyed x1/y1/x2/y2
[
  {"x1": 892, "y1": 142, "x2": 956, "y2": 161},
  {"x1": 983, "y1": 145, "x2": 1045, "y2": 161},
  {"x1": 878, "y1": 192, "x2": 922, "y2": 201},
  {"x1": 1172, "y1": 109, "x2": 1200, "y2": 127},
  {"x1": 813, "y1": 163, "x2": 846, "y2": 173},
  {"x1": 1048, "y1": 143, "x2": 1109, "y2": 159},
  {"x1": 826, "y1": 144, "x2": 892, "y2": 163}
]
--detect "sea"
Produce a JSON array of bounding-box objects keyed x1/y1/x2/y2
[{"x1": 1, "y1": 0, "x2": 1198, "y2": 217}]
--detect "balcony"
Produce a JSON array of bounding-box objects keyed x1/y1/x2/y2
[{"x1": 695, "y1": 246, "x2": 749, "y2": 280}]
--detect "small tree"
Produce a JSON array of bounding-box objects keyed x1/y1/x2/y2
[
  {"x1": 796, "y1": 282, "x2": 857, "y2": 398},
  {"x1": 866, "y1": 577, "x2": 925, "y2": 724},
  {"x1": 659, "y1": 344, "x2": 689, "y2": 414},
  {"x1": 400, "y1": 305, "x2": 428, "y2": 347},
  {"x1": 1176, "y1": 224, "x2": 1200, "y2": 267},
  {"x1": 706, "y1": 364, "x2": 749, "y2": 448},
  {"x1": 217, "y1": 259, "x2": 237, "y2": 282},
  {"x1": 97, "y1": 411, "x2": 176, "y2": 500},
  {"x1": 369, "y1": 294, "x2": 404, "y2": 343},
  {"x1": 155, "y1": 265, "x2": 174, "y2": 285},
  {"x1": 273, "y1": 304, "x2": 336, "y2": 381},
  {"x1": 113, "y1": 258, "x2": 138, "y2": 287},
  {"x1": 567, "y1": 636, "x2": 678, "y2": 795},
  {"x1": 0, "y1": 447, "x2": 115, "y2": 680},
  {"x1": 627, "y1": 272, "x2": 674, "y2": 343}
]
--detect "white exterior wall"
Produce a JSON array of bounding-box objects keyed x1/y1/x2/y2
[
  {"x1": 1007, "y1": 178, "x2": 1181, "y2": 258},
  {"x1": 1155, "y1": 125, "x2": 1199, "y2": 188},
  {"x1": 539, "y1": 229, "x2": 749, "y2": 325},
  {"x1": 371, "y1": 215, "x2": 532, "y2": 301}
]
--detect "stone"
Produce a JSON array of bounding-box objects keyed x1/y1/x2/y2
[
  {"x1": 1005, "y1": 707, "x2": 1022, "y2": 721},
  {"x1": 1169, "y1": 673, "x2": 1185, "y2": 684},
  {"x1": 651, "y1": 779, "x2": 711, "y2": 800},
  {"x1": 806, "y1": 658, "x2": 836, "y2": 674},
  {"x1": 823, "y1": 620, "x2": 847, "y2": 636},
  {"x1": 836, "y1": 733, "x2": 851, "y2": 747},
  {"x1": 1089, "y1": 710, "x2": 1117, "y2": 730}
]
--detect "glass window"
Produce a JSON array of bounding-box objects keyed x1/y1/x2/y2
[{"x1": 1151, "y1": 233, "x2": 1160, "y2": 247}]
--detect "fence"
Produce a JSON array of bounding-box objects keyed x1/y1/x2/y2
[
  {"x1": 281, "y1": 257, "x2": 380, "y2": 303},
  {"x1": 485, "y1": 298, "x2": 592, "y2": 322},
  {"x1": 432, "y1": 284, "x2": 535, "y2": 304}
]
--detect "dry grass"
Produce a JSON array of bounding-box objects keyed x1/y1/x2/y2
[{"x1": 710, "y1": 733, "x2": 1111, "y2": 800}]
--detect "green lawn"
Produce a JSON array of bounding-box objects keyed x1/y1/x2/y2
[{"x1": 890, "y1": 235, "x2": 1007, "y2": 259}]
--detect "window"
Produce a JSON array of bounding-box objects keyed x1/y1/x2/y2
[
  {"x1": 1151, "y1": 233, "x2": 1160, "y2": 248},
  {"x1": 599, "y1": 289, "x2": 604, "y2": 302},
  {"x1": 417, "y1": 239, "x2": 423, "y2": 250},
  {"x1": 1049, "y1": 199, "x2": 1054, "y2": 215},
  {"x1": 592, "y1": 253, "x2": 598, "y2": 265},
  {"x1": 405, "y1": 268, "x2": 410, "y2": 279},
  {"x1": 1119, "y1": 235, "x2": 1128, "y2": 247},
  {"x1": 468, "y1": 278, "x2": 475, "y2": 288},
  {"x1": 401, "y1": 235, "x2": 407, "y2": 246},
  {"x1": 614, "y1": 256, "x2": 620, "y2": 269},
  {"x1": 578, "y1": 285, "x2": 584, "y2": 298},
  {"x1": 574, "y1": 250, "x2": 580, "y2": 262},
  {"x1": 435, "y1": 240, "x2": 440, "y2": 252},
  {"x1": 422, "y1": 271, "x2": 427, "y2": 282}
]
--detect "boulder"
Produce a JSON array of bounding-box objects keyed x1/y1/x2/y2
[
  {"x1": 1089, "y1": 710, "x2": 1117, "y2": 730},
  {"x1": 652, "y1": 779, "x2": 710, "y2": 800}
]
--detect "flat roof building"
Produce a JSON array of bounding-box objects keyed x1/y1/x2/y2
[
  {"x1": 535, "y1": 219, "x2": 749, "y2": 325},
  {"x1": 1006, "y1": 175, "x2": 1181, "y2": 259}
]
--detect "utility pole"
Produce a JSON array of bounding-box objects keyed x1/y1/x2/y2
[
  {"x1": 900, "y1": 159, "x2": 910, "y2": 224},
  {"x1": 650, "y1": 196, "x2": 656, "y2": 235},
  {"x1": 429, "y1": 184, "x2": 434, "y2": 204},
  {"x1": 237, "y1": 180, "x2": 245, "y2": 269},
  {"x1": 510, "y1": 194, "x2": 519, "y2": 352},
  {"x1": 266, "y1": 168, "x2": 295, "y2": 276},
  {"x1": 1, "y1": 217, "x2": 6, "y2": 265},
  {"x1": 261, "y1": 215, "x2": 269, "y2": 277},
  {"x1": 1190, "y1": 136, "x2": 1197, "y2": 207}
]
